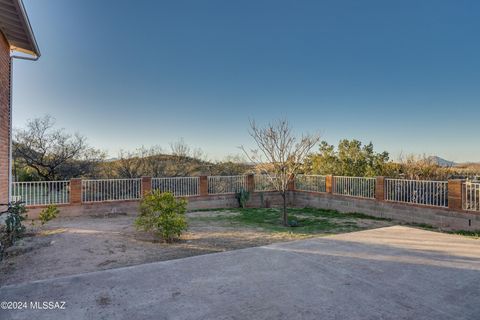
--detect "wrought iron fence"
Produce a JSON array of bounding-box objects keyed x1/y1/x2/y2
[
  {"x1": 152, "y1": 177, "x2": 199, "y2": 197},
  {"x1": 463, "y1": 181, "x2": 480, "y2": 211},
  {"x1": 295, "y1": 175, "x2": 327, "y2": 193},
  {"x1": 82, "y1": 179, "x2": 142, "y2": 202},
  {"x1": 385, "y1": 179, "x2": 448, "y2": 207},
  {"x1": 333, "y1": 176, "x2": 376, "y2": 199},
  {"x1": 12, "y1": 181, "x2": 70, "y2": 206},
  {"x1": 254, "y1": 174, "x2": 276, "y2": 191},
  {"x1": 207, "y1": 175, "x2": 248, "y2": 194}
]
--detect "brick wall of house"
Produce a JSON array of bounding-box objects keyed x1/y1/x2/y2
[{"x1": 0, "y1": 31, "x2": 11, "y2": 204}]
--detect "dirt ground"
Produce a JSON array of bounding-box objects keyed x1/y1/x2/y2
[{"x1": 0, "y1": 210, "x2": 393, "y2": 286}]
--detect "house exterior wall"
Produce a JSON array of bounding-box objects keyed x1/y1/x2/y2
[{"x1": 0, "y1": 31, "x2": 11, "y2": 205}]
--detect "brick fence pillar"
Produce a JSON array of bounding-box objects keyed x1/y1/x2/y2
[
  {"x1": 375, "y1": 176, "x2": 385, "y2": 201},
  {"x1": 70, "y1": 178, "x2": 82, "y2": 205},
  {"x1": 448, "y1": 179, "x2": 463, "y2": 211},
  {"x1": 246, "y1": 174, "x2": 255, "y2": 193},
  {"x1": 325, "y1": 175, "x2": 333, "y2": 193},
  {"x1": 142, "y1": 176, "x2": 152, "y2": 196},
  {"x1": 199, "y1": 176, "x2": 208, "y2": 196},
  {"x1": 287, "y1": 174, "x2": 295, "y2": 191}
]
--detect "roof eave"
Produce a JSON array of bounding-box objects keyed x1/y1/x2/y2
[
  {"x1": 14, "y1": 0, "x2": 40, "y2": 58},
  {"x1": 10, "y1": 45, "x2": 37, "y2": 58}
]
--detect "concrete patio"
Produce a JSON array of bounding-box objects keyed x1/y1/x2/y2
[{"x1": 1, "y1": 226, "x2": 479, "y2": 320}]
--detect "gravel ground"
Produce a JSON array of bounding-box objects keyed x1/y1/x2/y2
[{"x1": 0, "y1": 210, "x2": 393, "y2": 286}]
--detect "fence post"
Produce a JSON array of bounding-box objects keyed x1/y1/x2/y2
[
  {"x1": 247, "y1": 174, "x2": 255, "y2": 193},
  {"x1": 141, "y1": 176, "x2": 152, "y2": 196},
  {"x1": 199, "y1": 176, "x2": 208, "y2": 196},
  {"x1": 325, "y1": 175, "x2": 333, "y2": 193},
  {"x1": 448, "y1": 179, "x2": 463, "y2": 211},
  {"x1": 70, "y1": 178, "x2": 82, "y2": 205},
  {"x1": 287, "y1": 174, "x2": 295, "y2": 191},
  {"x1": 375, "y1": 176, "x2": 385, "y2": 201}
]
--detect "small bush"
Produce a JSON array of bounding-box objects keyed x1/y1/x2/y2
[
  {"x1": 39, "y1": 205, "x2": 59, "y2": 225},
  {"x1": 135, "y1": 191, "x2": 187, "y2": 242},
  {"x1": 1, "y1": 201, "x2": 27, "y2": 258},
  {"x1": 235, "y1": 188, "x2": 250, "y2": 208}
]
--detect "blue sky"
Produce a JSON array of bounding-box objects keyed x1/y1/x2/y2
[{"x1": 12, "y1": 0, "x2": 480, "y2": 162}]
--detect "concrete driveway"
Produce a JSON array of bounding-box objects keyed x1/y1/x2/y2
[{"x1": 1, "y1": 226, "x2": 479, "y2": 320}]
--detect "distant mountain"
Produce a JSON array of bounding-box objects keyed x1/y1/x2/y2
[{"x1": 428, "y1": 156, "x2": 456, "y2": 167}]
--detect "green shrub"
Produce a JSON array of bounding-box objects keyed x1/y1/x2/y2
[
  {"x1": 39, "y1": 205, "x2": 59, "y2": 225},
  {"x1": 135, "y1": 191, "x2": 187, "y2": 242},
  {"x1": 1, "y1": 201, "x2": 27, "y2": 258},
  {"x1": 235, "y1": 188, "x2": 250, "y2": 208}
]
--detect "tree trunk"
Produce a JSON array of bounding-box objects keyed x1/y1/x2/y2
[{"x1": 282, "y1": 192, "x2": 288, "y2": 226}]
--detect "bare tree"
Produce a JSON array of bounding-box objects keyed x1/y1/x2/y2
[
  {"x1": 140, "y1": 146, "x2": 168, "y2": 177},
  {"x1": 115, "y1": 149, "x2": 145, "y2": 178},
  {"x1": 241, "y1": 119, "x2": 320, "y2": 226},
  {"x1": 13, "y1": 115, "x2": 104, "y2": 181},
  {"x1": 398, "y1": 154, "x2": 450, "y2": 180},
  {"x1": 167, "y1": 138, "x2": 206, "y2": 176},
  {"x1": 113, "y1": 141, "x2": 206, "y2": 178},
  {"x1": 209, "y1": 154, "x2": 252, "y2": 175}
]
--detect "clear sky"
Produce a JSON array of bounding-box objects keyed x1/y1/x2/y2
[{"x1": 12, "y1": 0, "x2": 480, "y2": 162}]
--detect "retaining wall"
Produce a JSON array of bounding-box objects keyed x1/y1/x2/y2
[
  {"x1": 25, "y1": 192, "x2": 294, "y2": 219},
  {"x1": 24, "y1": 189, "x2": 479, "y2": 231},
  {"x1": 293, "y1": 191, "x2": 480, "y2": 230}
]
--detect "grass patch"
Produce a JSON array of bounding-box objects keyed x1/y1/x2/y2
[
  {"x1": 448, "y1": 230, "x2": 480, "y2": 239},
  {"x1": 189, "y1": 207, "x2": 480, "y2": 240},
  {"x1": 189, "y1": 207, "x2": 390, "y2": 235},
  {"x1": 285, "y1": 207, "x2": 391, "y2": 221},
  {"x1": 229, "y1": 208, "x2": 341, "y2": 233},
  {"x1": 398, "y1": 222, "x2": 480, "y2": 239},
  {"x1": 403, "y1": 222, "x2": 437, "y2": 230}
]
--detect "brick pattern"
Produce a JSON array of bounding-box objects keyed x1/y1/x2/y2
[
  {"x1": 25, "y1": 192, "x2": 294, "y2": 220},
  {"x1": 0, "y1": 32, "x2": 11, "y2": 204},
  {"x1": 141, "y1": 176, "x2": 152, "y2": 196},
  {"x1": 293, "y1": 191, "x2": 479, "y2": 231},
  {"x1": 287, "y1": 174, "x2": 295, "y2": 191},
  {"x1": 375, "y1": 176, "x2": 385, "y2": 201},
  {"x1": 25, "y1": 184, "x2": 479, "y2": 231},
  {"x1": 246, "y1": 174, "x2": 255, "y2": 193},
  {"x1": 199, "y1": 176, "x2": 208, "y2": 196},
  {"x1": 70, "y1": 178, "x2": 82, "y2": 204},
  {"x1": 325, "y1": 175, "x2": 333, "y2": 193},
  {"x1": 21, "y1": 176, "x2": 479, "y2": 230},
  {"x1": 448, "y1": 179, "x2": 463, "y2": 211}
]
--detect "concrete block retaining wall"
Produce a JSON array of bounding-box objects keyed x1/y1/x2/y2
[
  {"x1": 25, "y1": 192, "x2": 295, "y2": 220},
  {"x1": 292, "y1": 191, "x2": 480, "y2": 230},
  {"x1": 24, "y1": 190, "x2": 480, "y2": 231}
]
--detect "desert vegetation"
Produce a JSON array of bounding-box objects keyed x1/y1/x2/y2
[
  {"x1": 12, "y1": 115, "x2": 480, "y2": 184},
  {"x1": 0, "y1": 207, "x2": 395, "y2": 285},
  {"x1": 13, "y1": 116, "x2": 252, "y2": 181},
  {"x1": 241, "y1": 119, "x2": 320, "y2": 226},
  {"x1": 303, "y1": 139, "x2": 479, "y2": 180},
  {"x1": 135, "y1": 191, "x2": 188, "y2": 242}
]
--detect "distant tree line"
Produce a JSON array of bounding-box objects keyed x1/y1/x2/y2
[
  {"x1": 13, "y1": 115, "x2": 105, "y2": 181},
  {"x1": 12, "y1": 115, "x2": 479, "y2": 182},
  {"x1": 303, "y1": 140, "x2": 392, "y2": 177},
  {"x1": 12, "y1": 116, "x2": 252, "y2": 181},
  {"x1": 303, "y1": 139, "x2": 476, "y2": 180}
]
